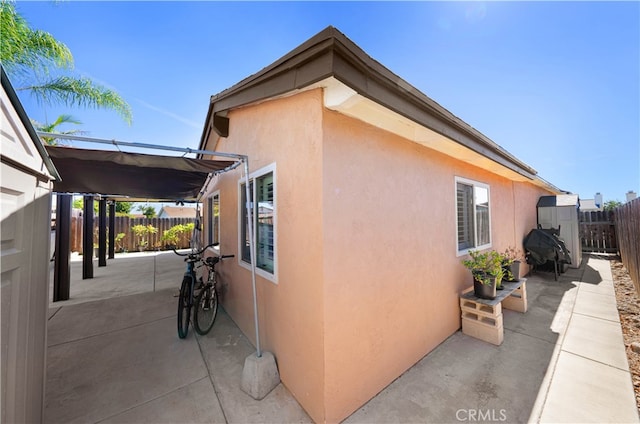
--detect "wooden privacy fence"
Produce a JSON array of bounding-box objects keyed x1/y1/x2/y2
[
  {"x1": 70, "y1": 216, "x2": 195, "y2": 253},
  {"x1": 579, "y1": 210, "x2": 618, "y2": 253},
  {"x1": 614, "y1": 198, "x2": 640, "y2": 295}
]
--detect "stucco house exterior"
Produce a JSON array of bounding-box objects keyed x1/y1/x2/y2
[{"x1": 197, "y1": 27, "x2": 561, "y2": 423}]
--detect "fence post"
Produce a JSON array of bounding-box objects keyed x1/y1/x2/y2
[{"x1": 615, "y1": 198, "x2": 640, "y2": 295}]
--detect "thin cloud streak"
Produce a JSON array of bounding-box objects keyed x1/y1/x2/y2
[{"x1": 134, "y1": 97, "x2": 201, "y2": 129}]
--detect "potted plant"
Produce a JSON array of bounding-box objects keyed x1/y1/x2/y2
[
  {"x1": 462, "y1": 250, "x2": 505, "y2": 300},
  {"x1": 115, "y1": 233, "x2": 126, "y2": 253},
  {"x1": 501, "y1": 246, "x2": 522, "y2": 283},
  {"x1": 131, "y1": 224, "x2": 157, "y2": 252}
]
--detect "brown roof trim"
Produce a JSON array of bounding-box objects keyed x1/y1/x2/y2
[{"x1": 199, "y1": 26, "x2": 537, "y2": 178}]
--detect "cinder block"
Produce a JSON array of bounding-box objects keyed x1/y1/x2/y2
[
  {"x1": 462, "y1": 316, "x2": 504, "y2": 345},
  {"x1": 503, "y1": 283, "x2": 528, "y2": 313},
  {"x1": 460, "y1": 298, "x2": 502, "y2": 318},
  {"x1": 461, "y1": 310, "x2": 503, "y2": 328}
]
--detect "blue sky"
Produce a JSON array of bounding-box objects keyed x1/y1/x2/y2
[{"x1": 12, "y1": 1, "x2": 640, "y2": 204}]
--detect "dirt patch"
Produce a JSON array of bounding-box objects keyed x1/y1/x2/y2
[{"x1": 610, "y1": 257, "x2": 640, "y2": 410}]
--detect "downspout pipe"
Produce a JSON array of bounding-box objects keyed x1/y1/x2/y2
[{"x1": 242, "y1": 157, "x2": 261, "y2": 358}]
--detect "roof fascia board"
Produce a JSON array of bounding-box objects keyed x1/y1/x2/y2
[
  {"x1": 326, "y1": 42, "x2": 538, "y2": 179},
  {"x1": 200, "y1": 26, "x2": 540, "y2": 180},
  {"x1": 210, "y1": 49, "x2": 335, "y2": 114}
]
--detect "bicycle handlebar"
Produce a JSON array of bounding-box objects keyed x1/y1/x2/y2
[{"x1": 172, "y1": 242, "x2": 219, "y2": 257}]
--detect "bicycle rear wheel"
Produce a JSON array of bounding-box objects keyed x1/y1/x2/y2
[
  {"x1": 177, "y1": 276, "x2": 192, "y2": 339},
  {"x1": 194, "y1": 286, "x2": 218, "y2": 335}
]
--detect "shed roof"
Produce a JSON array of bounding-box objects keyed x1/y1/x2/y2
[
  {"x1": 537, "y1": 194, "x2": 580, "y2": 208},
  {"x1": 1, "y1": 66, "x2": 60, "y2": 181},
  {"x1": 199, "y1": 26, "x2": 562, "y2": 193}
]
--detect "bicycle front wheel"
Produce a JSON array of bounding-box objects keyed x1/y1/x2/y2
[
  {"x1": 194, "y1": 286, "x2": 218, "y2": 335},
  {"x1": 177, "y1": 277, "x2": 192, "y2": 339}
]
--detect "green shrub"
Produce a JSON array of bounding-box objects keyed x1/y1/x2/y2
[
  {"x1": 161, "y1": 223, "x2": 193, "y2": 247},
  {"x1": 131, "y1": 224, "x2": 157, "y2": 248}
]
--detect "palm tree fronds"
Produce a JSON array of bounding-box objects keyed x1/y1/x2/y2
[
  {"x1": 22, "y1": 76, "x2": 133, "y2": 124},
  {"x1": 1, "y1": 0, "x2": 133, "y2": 125},
  {"x1": 0, "y1": 1, "x2": 73, "y2": 73},
  {"x1": 31, "y1": 114, "x2": 88, "y2": 145}
]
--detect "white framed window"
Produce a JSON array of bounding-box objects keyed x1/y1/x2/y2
[
  {"x1": 455, "y1": 177, "x2": 491, "y2": 255},
  {"x1": 238, "y1": 163, "x2": 276, "y2": 282},
  {"x1": 207, "y1": 191, "x2": 220, "y2": 247}
]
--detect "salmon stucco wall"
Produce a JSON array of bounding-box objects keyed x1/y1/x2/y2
[
  {"x1": 205, "y1": 87, "x2": 554, "y2": 423},
  {"x1": 204, "y1": 89, "x2": 327, "y2": 422},
  {"x1": 320, "y1": 107, "x2": 552, "y2": 422}
]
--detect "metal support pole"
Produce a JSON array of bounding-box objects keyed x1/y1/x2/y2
[
  {"x1": 108, "y1": 201, "x2": 115, "y2": 259},
  {"x1": 53, "y1": 194, "x2": 71, "y2": 301},
  {"x1": 98, "y1": 198, "x2": 107, "y2": 267},
  {"x1": 243, "y1": 158, "x2": 261, "y2": 358},
  {"x1": 37, "y1": 132, "x2": 246, "y2": 161},
  {"x1": 82, "y1": 195, "x2": 94, "y2": 279}
]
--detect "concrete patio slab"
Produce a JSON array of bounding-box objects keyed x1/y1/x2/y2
[
  {"x1": 196, "y1": 310, "x2": 312, "y2": 423},
  {"x1": 45, "y1": 286, "x2": 311, "y2": 424},
  {"x1": 345, "y1": 329, "x2": 558, "y2": 424},
  {"x1": 562, "y1": 312, "x2": 629, "y2": 371},
  {"x1": 539, "y1": 351, "x2": 639, "y2": 423},
  {"x1": 44, "y1": 253, "x2": 638, "y2": 423},
  {"x1": 584, "y1": 256, "x2": 615, "y2": 282},
  {"x1": 46, "y1": 316, "x2": 207, "y2": 423},
  {"x1": 578, "y1": 279, "x2": 616, "y2": 296},
  {"x1": 48, "y1": 288, "x2": 175, "y2": 346},
  {"x1": 501, "y1": 278, "x2": 577, "y2": 344},
  {"x1": 100, "y1": 377, "x2": 226, "y2": 424},
  {"x1": 48, "y1": 250, "x2": 184, "y2": 307},
  {"x1": 573, "y1": 287, "x2": 621, "y2": 322}
]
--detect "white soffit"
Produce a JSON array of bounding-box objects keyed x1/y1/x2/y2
[{"x1": 310, "y1": 77, "x2": 531, "y2": 183}]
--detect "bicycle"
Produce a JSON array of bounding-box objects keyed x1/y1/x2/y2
[{"x1": 173, "y1": 243, "x2": 234, "y2": 338}]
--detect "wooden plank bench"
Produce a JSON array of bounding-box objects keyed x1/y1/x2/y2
[{"x1": 459, "y1": 279, "x2": 527, "y2": 345}]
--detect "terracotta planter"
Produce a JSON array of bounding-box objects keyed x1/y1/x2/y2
[{"x1": 473, "y1": 275, "x2": 497, "y2": 300}]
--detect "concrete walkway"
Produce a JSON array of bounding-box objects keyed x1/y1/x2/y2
[
  {"x1": 46, "y1": 253, "x2": 639, "y2": 423},
  {"x1": 346, "y1": 255, "x2": 639, "y2": 423},
  {"x1": 532, "y1": 256, "x2": 639, "y2": 423}
]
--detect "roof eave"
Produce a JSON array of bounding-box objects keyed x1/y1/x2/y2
[{"x1": 198, "y1": 26, "x2": 543, "y2": 182}]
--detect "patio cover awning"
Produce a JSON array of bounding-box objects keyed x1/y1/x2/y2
[
  {"x1": 45, "y1": 139, "x2": 264, "y2": 360},
  {"x1": 45, "y1": 145, "x2": 234, "y2": 201}
]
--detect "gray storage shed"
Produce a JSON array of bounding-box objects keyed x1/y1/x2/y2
[
  {"x1": 537, "y1": 194, "x2": 582, "y2": 268},
  {"x1": 1, "y1": 66, "x2": 60, "y2": 422}
]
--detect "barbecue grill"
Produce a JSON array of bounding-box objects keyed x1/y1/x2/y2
[{"x1": 523, "y1": 227, "x2": 572, "y2": 280}]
